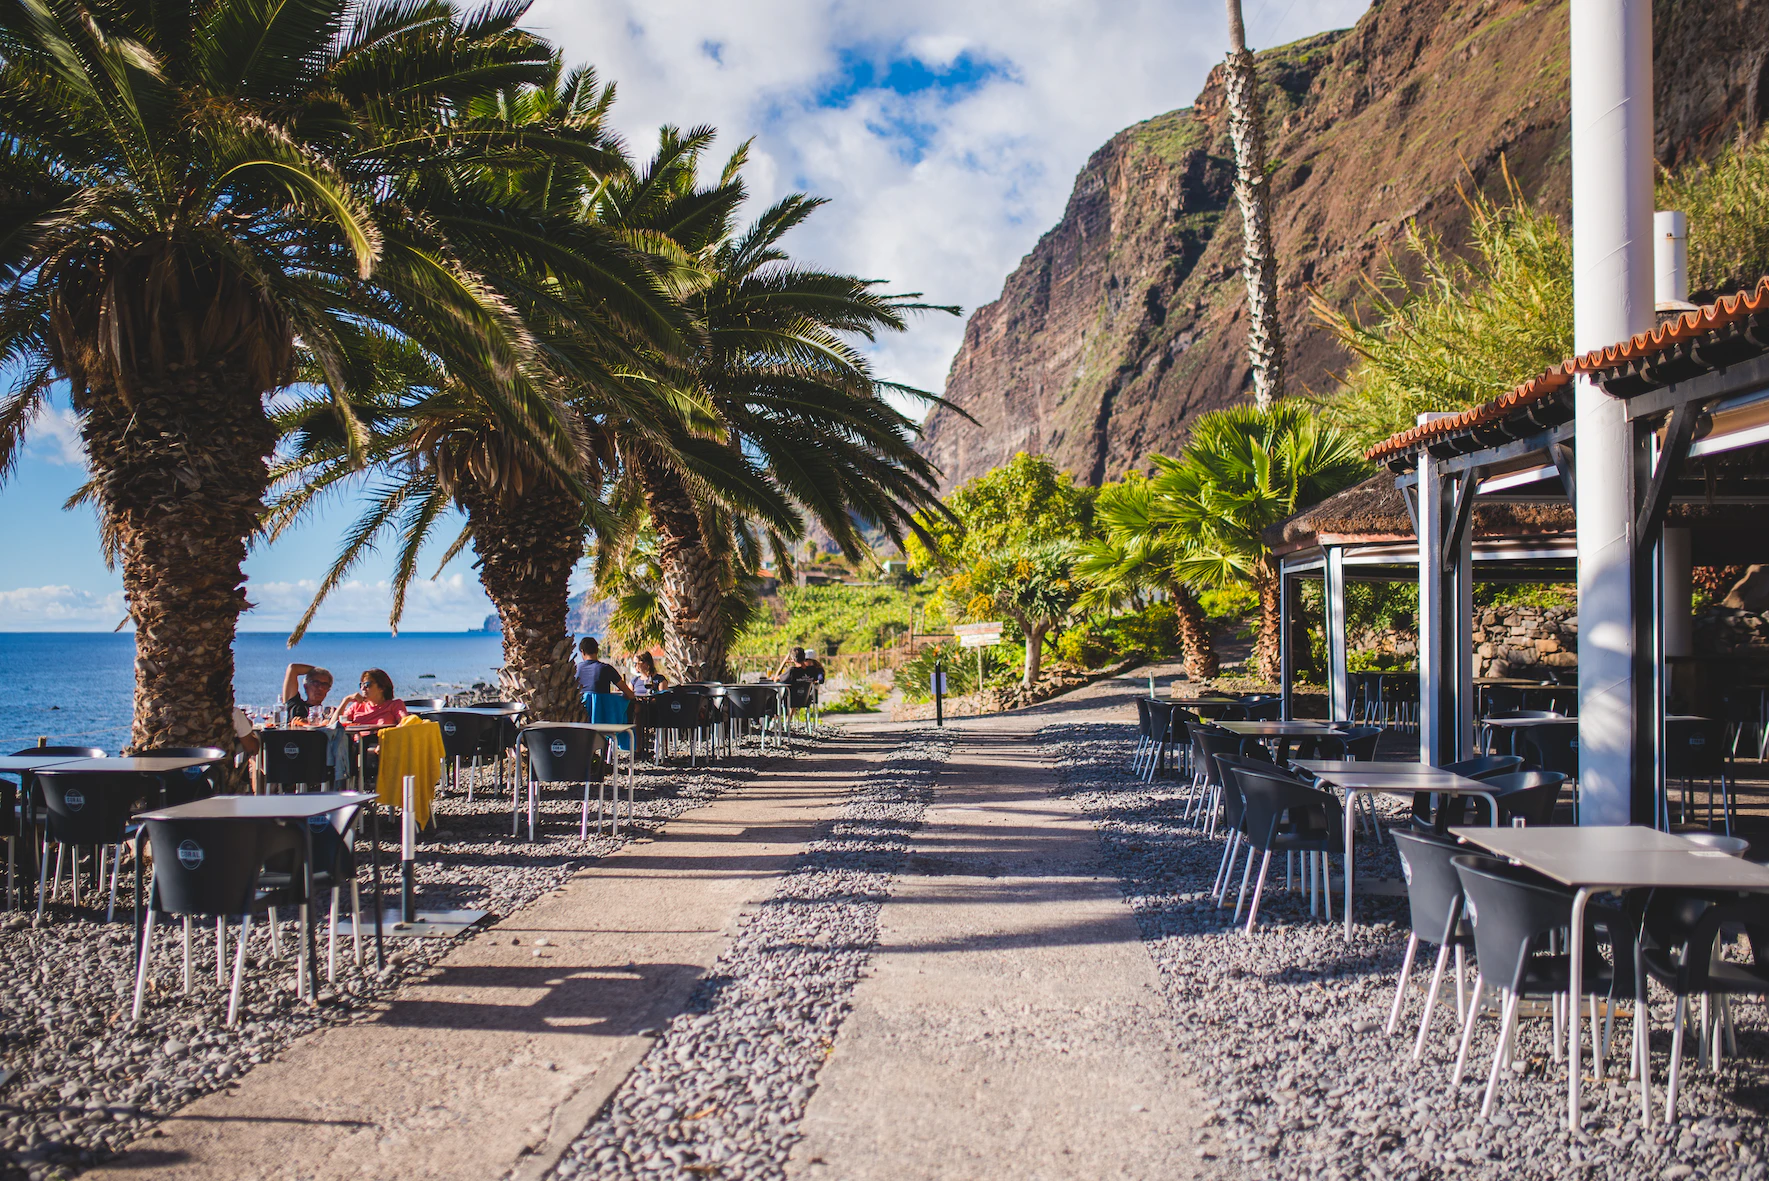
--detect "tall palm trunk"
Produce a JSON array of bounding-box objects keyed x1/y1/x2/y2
[
  {"x1": 79, "y1": 370, "x2": 275, "y2": 758},
  {"x1": 1224, "y1": 0, "x2": 1286, "y2": 409},
  {"x1": 458, "y1": 480, "x2": 587, "y2": 721},
  {"x1": 631, "y1": 453, "x2": 731, "y2": 681},
  {"x1": 1254, "y1": 567, "x2": 1283, "y2": 683},
  {"x1": 1173, "y1": 586, "x2": 1220, "y2": 679}
]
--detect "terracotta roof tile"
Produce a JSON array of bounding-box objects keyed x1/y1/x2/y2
[{"x1": 1364, "y1": 275, "x2": 1769, "y2": 462}]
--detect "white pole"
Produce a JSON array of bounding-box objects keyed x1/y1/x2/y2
[
  {"x1": 402, "y1": 775, "x2": 416, "y2": 860},
  {"x1": 1572, "y1": 0, "x2": 1654, "y2": 826},
  {"x1": 1655, "y1": 209, "x2": 1689, "y2": 307}
]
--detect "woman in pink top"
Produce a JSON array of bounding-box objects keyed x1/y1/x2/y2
[{"x1": 336, "y1": 668, "x2": 409, "y2": 727}]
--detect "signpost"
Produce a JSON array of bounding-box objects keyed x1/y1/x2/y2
[
  {"x1": 954, "y1": 622, "x2": 1004, "y2": 699},
  {"x1": 931, "y1": 662, "x2": 947, "y2": 727}
]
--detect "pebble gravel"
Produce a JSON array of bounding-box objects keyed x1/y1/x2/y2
[
  {"x1": 551, "y1": 730, "x2": 954, "y2": 1181},
  {"x1": 1044, "y1": 720, "x2": 1769, "y2": 1181},
  {"x1": 0, "y1": 731, "x2": 825, "y2": 1181}
]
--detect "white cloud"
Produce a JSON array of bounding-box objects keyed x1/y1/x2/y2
[
  {"x1": 0, "y1": 585, "x2": 128, "y2": 628},
  {"x1": 28, "y1": 405, "x2": 86, "y2": 467},
  {"x1": 526, "y1": 0, "x2": 1370, "y2": 401},
  {"x1": 243, "y1": 573, "x2": 493, "y2": 633}
]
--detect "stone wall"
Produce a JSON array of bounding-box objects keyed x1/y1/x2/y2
[
  {"x1": 1473, "y1": 605, "x2": 1577, "y2": 678},
  {"x1": 1694, "y1": 607, "x2": 1769, "y2": 656}
]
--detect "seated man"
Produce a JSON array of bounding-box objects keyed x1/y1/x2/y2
[
  {"x1": 577, "y1": 637, "x2": 636, "y2": 701},
  {"x1": 280, "y1": 662, "x2": 335, "y2": 723},
  {"x1": 773, "y1": 646, "x2": 826, "y2": 685}
]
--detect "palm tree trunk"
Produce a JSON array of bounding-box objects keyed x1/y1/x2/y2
[
  {"x1": 458, "y1": 480, "x2": 587, "y2": 722},
  {"x1": 632, "y1": 453, "x2": 732, "y2": 681},
  {"x1": 1022, "y1": 622, "x2": 1049, "y2": 688},
  {"x1": 1173, "y1": 586, "x2": 1220, "y2": 679},
  {"x1": 79, "y1": 371, "x2": 276, "y2": 762},
  {"x1": 1255, "y1": 572, "x2": 1283, "y2": 684},
  {"x1": 1223, "y1": 0, "x2": 1286, "y2": 410}
]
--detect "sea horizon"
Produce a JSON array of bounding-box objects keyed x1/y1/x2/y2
[{"x1": 0, "y1": 631, "x2": 507, "y2": 753}]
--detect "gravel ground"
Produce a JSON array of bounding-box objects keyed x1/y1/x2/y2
[
  {"x1": 551, "y1": 730, "x2": 954, "y2": 1181},
  {"x1": 0, "y1": 730, "x2": 827, "y2": 1181},
  {"x1": 1043, "y1": 720, "x2": 1769, "y2": 1180}
]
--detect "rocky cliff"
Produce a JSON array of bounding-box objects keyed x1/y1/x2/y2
[{"x1": 918, "y1": 0, "x2": 1769, "y2": 492}]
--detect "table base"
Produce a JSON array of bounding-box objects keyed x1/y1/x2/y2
[{"x1": 353, "y1": 907, "x2": 489, "y2": 939}]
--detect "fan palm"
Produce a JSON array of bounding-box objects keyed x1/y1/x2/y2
[
  {"x1": 0, "y1": 0, "x2": 616, "y2": 752},
  {"x1": 1074, "y1": 475, "x2": 1219, "y2": 678},
  {"x1": 589, "y1": 134, "x2": 958, "y2": 680},
  {"x1": 1153, "y1": 403, "x2": 1366, "y2": 680},
  {"x1": 267, "y1": 64, "x2": 697, "y2": 720}
]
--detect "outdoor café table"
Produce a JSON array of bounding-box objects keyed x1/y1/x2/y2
[
  {"x1": 1448, "y1": 824, "x2": 1769, "y2": 1131},
  {"x1": 1217, "y1": 720, "x2": 1347, "y2": 740},
  {"x1": 133, "y1": 791, "x2": 384, "y2": 994},
  {"x1": 1294, "y1": 760, "x2": 1499, "y2": 941},
  {"x1": 1478, "y1": 712, "x2": 1576, "y2": 754}
]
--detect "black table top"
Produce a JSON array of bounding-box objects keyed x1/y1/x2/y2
[
  {"x1": 1449, "y1": 825, "x2": 1769, "y2": 891},
  {"x1": 137, "y1": 791, "x2": 374, "y2": 823}
]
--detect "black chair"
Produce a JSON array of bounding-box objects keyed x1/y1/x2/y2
[
  {"x1": 1141, "y1": 701, "x2": 1179, "y2": 782},
  {"x1": 650, "y1": 691, "x2": 716, "y2": 766},
  {"x1": 34, "y1": 769, "x2": 156, "y2": 921},
  {"x1": 428, "y1": 711, "x2": 502, "y2": 800},
  {"x1": 1486, "y1": 770, "x2": 1568, "y2": 826},
  {"x1": 133, "y1": 815, "x2": 308, "y2": 1026},
  {"x1": 402, "y1": 698, "x2": 446, "y2": 711},
  {"x1": 1637, "y1": 892, "x2": 1769, "y2": 1119},
  {"x1": 1219, "y1": 757, "x2": 1344, "y2": 930},
  {"x1": 722, "y1": 685, "x2": 783, "y2": 752},
  {"x1": 1242, "y1": 695, "x2": 1282, "y2": 722},
  {"x1": 518, "y1": 724, "x2": 614, "y2": 841},
  {"x1": 1450, "y1": 854, "x2": 1623, "y2": 1117},
  {"x1": 260, "y1": 808, "x2": 365, "y2": 981},
  {"x1": 1665, "y1": 716, "x2": 1733, "y2": 833},
  {"x1": 137, "y1": 746, "x2": 229, "y2": 804},
  {"x1": 1518, "y1": 726, "x2": 1579, "y2": 816},
  {"x1": 261, "y1": 729, "x2": 333, "y2": 793},
  {"x1": 1132, "y1": 697, "x2": 1155, "y2": 776},
  {"x1": 782, "y1": 680, "x2": 815, "y2": 735},
  {"x1": 8, "y1": 746, "x2": 106, "y2": 907},
  {"x1": 1482, "y1": 710, "x2": 1565, "y2": 755},
  {"x1": 1387, "y1": 829, "x2": 1476, "y2": 1058},
  {"x1": 1479, "y1": 685, "x2": 1525, "y2": 720},
  {"x1": 1410, "y1": 756, "x2": 1523, "y2": 829}
]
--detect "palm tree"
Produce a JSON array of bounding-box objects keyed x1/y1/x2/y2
[
  {"x1": 588, "y1": 135, "x2": 956, "y2": 680},
  {"x1": 1152, "y1": 404, "x2": 1365, "y2": 681},
  {"x1": 1074, "y1": 475, "x2": 1219, "y2": 678},
  {"x1": 1223, "y1": 0, "x2": 1285, "y2": 409},
  {"x1": 267, "y1": 66, "x2": 697, "y2": 720},
  {"x1": 0, "y1": 0, "x2": 598, "y2": 752}
]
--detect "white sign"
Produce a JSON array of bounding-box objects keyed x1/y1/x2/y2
[
  {"x1": 954, "y1": 622, "x2": 1004, "y2": 639},
  {"x1": 930, "y1": 671, "x2": 948, "y2": 695},
  {"x1": 958, "y1": 633, "x2": 1000, "y2": 648}
]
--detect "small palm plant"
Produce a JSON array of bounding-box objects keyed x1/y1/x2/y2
[{"x1": 1153, "y1": 404, "x2": 1366, "y2": 681}]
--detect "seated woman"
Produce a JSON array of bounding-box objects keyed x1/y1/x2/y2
[
  {"x1": 336, "y1": 669, "x2": 409, "y2": 728},
  {"x1": 631, "y1": 651, "x2": 669, "y2": 695}
]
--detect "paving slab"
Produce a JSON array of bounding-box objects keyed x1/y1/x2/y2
[
  {"x1": 788, "y1": 712, "x2": 1220, "y2": 1181},
  {"x1": 87, "y1": 734, "x2": 900, "y2": 1181}
]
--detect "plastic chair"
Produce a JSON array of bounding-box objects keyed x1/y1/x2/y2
[
  {"x1": 1219, "y1": 757, "x2": 1344, "y2": 930},
  {"x1": 1132, "y1": 698, "x2": 1154, "y2": 776},
  {"x1": 133, "y1": 815, "x2": 307, "y2": 1026},
  {"x1": 783, "y1": 680, "x2": 815, "y2": 734},
  {"x1": 1450, "y1": 854, "x2": 1625, "y2": 1117},
  {"x1": 428, "y1": 710, "x2": 502, "y2": 800},
  {"x1": 260, "y1": 808, "x2": 365, "y2": 982},
  {"x1": 722, "y1": 685, "x2": 783, "y2": 751},
  {"x1": 1242, "y1": 696, "x2": 1282, "y2": 722},
  {"x1": 261, "y1": 729, "x2": 333, "y2": 793},
  {"x1": 1438, "y1": 769, "x2": 1566, "y2": 829},
  {"x1": 586, "y1": 692, "x2": 634, "y2": 754},
  {"x1": 518, "y1": 724, "x2": 614, "y2": 841},
  {"x1": 1389, "y1": 829, "x2": 1475, "y2": 1057},
  {"x1": 33, "y1": 769, "x2": 155, "y2": 921},
  {"x1": 1665, "y1": 716, "x2": 1733, "y2": 833},
  {"x1": 650, "y1": 691, "x2": 716, "y2": 766},
  {"x1": 137, "y1": 746, "x2": 229, "y2": 804}
]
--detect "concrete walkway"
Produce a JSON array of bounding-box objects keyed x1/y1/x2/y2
[
  {"x1": 790, "y1": 669, "x2": 1219, "y2": 1180},
  {"x1": 88, "y1": 734, "x2": 901, "y2": 1181}
]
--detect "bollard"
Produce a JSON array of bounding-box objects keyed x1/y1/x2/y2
[
  {"x1": 933, "y1": 659, "x2": 946, "y2": 728},
  {"x1": 401, "y1": 774, "x2": 416, "y2": 924}
]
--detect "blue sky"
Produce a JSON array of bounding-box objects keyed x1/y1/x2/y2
[{"x1": 0, "y1": 0, "x2": 1368, "y2": 634}]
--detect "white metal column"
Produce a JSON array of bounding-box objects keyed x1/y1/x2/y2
[
  {"x1": 1324, "y1": 547, "x2": 1350, "y2": 722},
  {"x1": 1571, "y1": 0, "x2": 1654, "y2": 825},
  {"x1": 1416, "y1": 454, "x2": 1471, "y2": 765}
]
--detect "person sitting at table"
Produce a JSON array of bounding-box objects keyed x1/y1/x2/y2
[
  {"x1": 630, "y1": 651, "x2": 668, "y2": 695},
  {"x1": 576, "y1": 637, "x2": 635, "y2": 701},
  {"x1": 280, "y1": 662, "x2": 335, "y2": 723},
  {"x1": 772, "y1": 646, "x2": 826, "y2": 685},
  {"x1": 336, "y1": 669, "x2": 409, "y2": 727}
]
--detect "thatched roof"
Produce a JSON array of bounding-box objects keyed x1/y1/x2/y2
[{"x1": 1266, "y1": 475, "x2": 1574, "y2": 554}]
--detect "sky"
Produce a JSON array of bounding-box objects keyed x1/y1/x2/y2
[{"x1": 0, "y1": 0, "x2": 1369, "y2": 635}]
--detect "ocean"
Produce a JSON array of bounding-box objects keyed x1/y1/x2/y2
[{"x1": 0, "y1": 632, "x2": 506, "y2": 753}]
